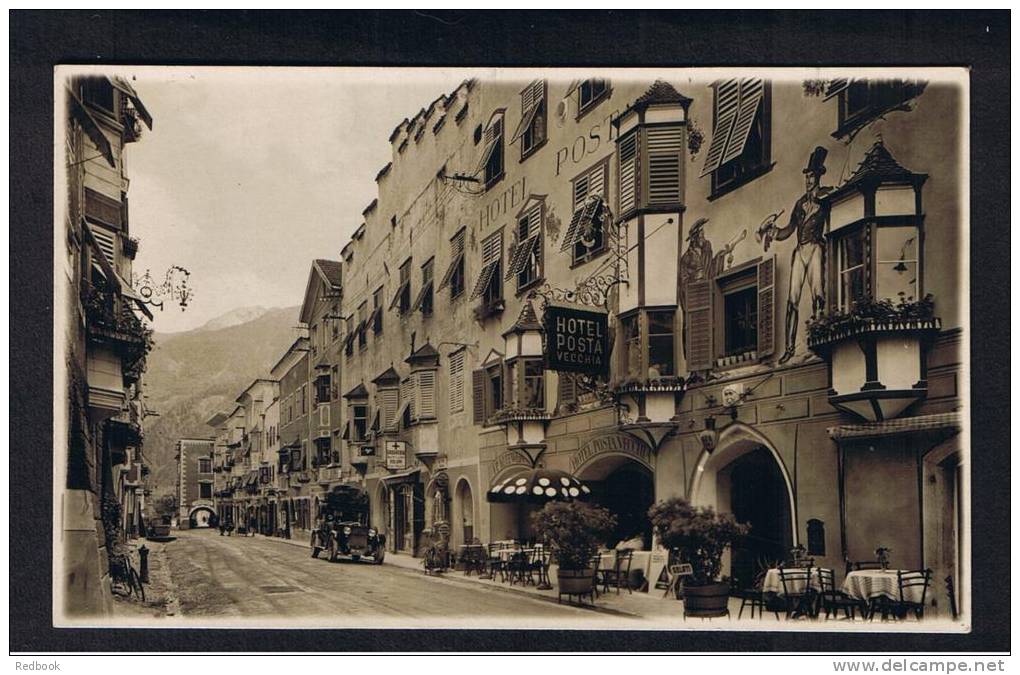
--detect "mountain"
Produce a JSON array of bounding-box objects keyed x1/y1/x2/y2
[{"x1": 140, "y1": 305, "x2": 301, "y2": 497}]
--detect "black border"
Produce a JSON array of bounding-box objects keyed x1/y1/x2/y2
[{"x1": 10, "y1": 9, "x2": 1009, "y2": 653}]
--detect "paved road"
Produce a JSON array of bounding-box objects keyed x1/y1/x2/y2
[{"x1": 158, "y1": 529, "x2": 629, "y2": 627}]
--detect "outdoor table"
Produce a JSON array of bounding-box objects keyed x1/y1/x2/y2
[
  {"x1": 762, "y1": 567, "x2": 828, "y2": 596},
  {"x1": 842, "y1": 569, "x2": 922, "y2": 604}
]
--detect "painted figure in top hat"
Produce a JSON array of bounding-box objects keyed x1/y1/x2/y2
[
  {"x1": 679, "y1": 217, "x2": 741, "y2": 360},
  {"x1": 759, "y1": 146, "x2": 833, "y2": 364}
]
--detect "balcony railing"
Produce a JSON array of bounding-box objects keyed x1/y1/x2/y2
[{"x1": 82, "y1": 282, "x2": 153, "y2": 382}]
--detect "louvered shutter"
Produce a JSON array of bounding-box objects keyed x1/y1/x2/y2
[
  {"x1": 471, "y1": 369, "x2": 486, "y2": 424},
  {"x1": 721, "y1": 79, "x2": 765, "y2": 166},
  {"x1": 823, "y1": 78, "x2": 850, "y2": 101},
  {"x1": 400, "y1": 378, "x2": 415, "y2": 422},
  {"x1": 438, "y1": 229, "x2": 466, "y2": 291},
  {"x1": 471, "y1": 231, "x2": 502, "y2": 299},
  {"x1": 645, "y1": 126, "x2": 684, "y2": 206},
  {"x1": 506, "y1": 205, "x2": 542, "y2": 279},
  {"x1": 756, "y1": 255, "x2": 776, "y2": 358},
  {"x1": 449, "y1": 351, "x2": 465, "y2": 412},
  {"x1": 91, "y1": 226, "x2": 116, "y2": 265},
  {"x1": 618, "y1": 131, "x2": 639, "y2": 214},
  {"x1": 700, "y1": 79, "x2": 740, "y2": 177},
  {"x1": 510, "y1": 80, "x2": 545, "y2": 143},
  {"x1": 379, "y1": 388, "x2": 399, "y2": 430},
  {"x1": 417, "y1": 370, "x2": 436, "y2": 419},
  {"x1": 474, "y1": 117, "x2": 503, "y2": 175},
  {"x1": 685, "y1": 278, "x2": 714, "y2": 371}
]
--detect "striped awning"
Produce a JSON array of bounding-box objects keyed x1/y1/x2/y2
[{"x1": 827, "y1": 411, "x2": 962, "y2": 441}]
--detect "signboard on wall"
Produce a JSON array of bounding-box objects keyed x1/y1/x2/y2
[
  {"x1": 385, "y1": 441, "x2": 407, "y2": 470},
  {"x1": 544, "y1": 304, "x2": 609, "y2": 375}
]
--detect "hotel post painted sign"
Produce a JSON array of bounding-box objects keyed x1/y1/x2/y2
[{"x1": 544, "y1": 304, "x2": 609, "y2": 376}]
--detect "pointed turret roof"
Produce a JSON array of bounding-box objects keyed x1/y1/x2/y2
[
  {"x1": 503, "y1": 299, "x2": 543, "y2": 336},
  {"x1": 405, "y1": 341, "x2": 440, "y2": 368},
  {"x1": 372, "y1": 366, "x2": 401, "y2": 386},
  {"x1": 829, "y1": 140, "x2": 927, "y2": 201}
]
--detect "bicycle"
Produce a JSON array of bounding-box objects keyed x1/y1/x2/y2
[{"x1": 110, "y1": 552, "x2": 146, "y2": 602}]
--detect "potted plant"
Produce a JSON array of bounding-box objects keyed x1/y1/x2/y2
[
  {"x1": 531, "y1": 501, "x2": 616, "y2": 595},
  {"x1": 648, "y1": 497, "x2": 750, "y2": 617}
]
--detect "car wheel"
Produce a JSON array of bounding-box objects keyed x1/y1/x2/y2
[{"x1": 374, "y1": 550, "x2": 386, "y2": 565}]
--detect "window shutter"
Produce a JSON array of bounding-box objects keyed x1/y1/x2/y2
[
  {"x1": 417, "y1": 370, "x2": 436, "y2": 419},
  {"x1": 700, "y1": 79, "x2": 740, "y2": 177},
  {"x1": 645, "y1": 126, "x2": 684, "y2": 206},
  {"x1": 471, "y1": 369, "x2": 486, "y2": 424},
  {"x1": 378, "y1": 388, "x2": 399, "y2": 430},
  {"x1": 686, "y1": 278, "x2": 714, "y2": 371},
  {"x1": 449, "y1": 351, "x2": 465, "y2": 412},
  {"x1": 756, "y1": 254, "x2": 776, "y2": 359},
  {"x1": 721, "y1": 79, "x2": 765, "y2": 166},
  {"x1": 400, "y1": 378, "x2": 415, "y2": 422},
  {"x1": 618, "y1": 131, "x2": 639, "y2": 214},
  {"x1": 91, "y1": 226, "x2": 116, "y2": 265},
  {"x1": 823, "y1": 78, "x2": 850, "y2": 101}
]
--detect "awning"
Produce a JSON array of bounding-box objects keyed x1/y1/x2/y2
[
  {"x1": 68, "y1": 87, "x2": 115, "y2": 167},
  {"x1": 827, "y1": 412, "x2": 962, "y2": 441},
  {"x1": 487, "y1": 467, "x2": 591, "y2": 504},
  {"x1": 381, "y1": 467, "x2": 421, "y2": 484}
]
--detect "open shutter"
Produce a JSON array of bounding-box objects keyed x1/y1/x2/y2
[
  {"x1": 756, "y1": 254, "x2": 776, "y2": 359},
  {"x1": 823, "y1": 78, "x2": 850, "y2": 101},
  {"x1": 400, "y1": 378, "x2": 415, "y2": 422},
  {"x1": 686, "y1": 278, "x2": 714, "y2": 371},
  {"x1": 471, "y1": 369, "x2": 486, "y2": 425},
  {"x1": 645, "y1": 125, "x2": 684, "y2": 206},
  {"x1": 700, "y1": 79, "x2": 740, "y2": 177},
  {"x1": 618, "y1": 131, "x2": 639, "y2": 213},
  {"x1": 557, "y1": 372, "x2": 577, "y2": 410},
  {"x1": 720, "y1": 79, "x2": 765, "y2": 166}
]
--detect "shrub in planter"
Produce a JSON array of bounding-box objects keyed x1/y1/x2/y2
[
  {"x1": 648, "y1": 498, "x2": 750, "y2": 616},
  {"x1": 531, "y1": 501, "x2": 616, "y2": 594}
]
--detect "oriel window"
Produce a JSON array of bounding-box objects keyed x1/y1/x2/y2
[
  {"x1": 352, "y1": 404, "x2": 368, "y2": 442},
  {"x1": 647, "y1": 311, "x2": 676, "y2": 378}
]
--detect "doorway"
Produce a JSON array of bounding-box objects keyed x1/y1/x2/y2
[{"x1": 578, "y1": 456, "x2": 655, "y2": 549}]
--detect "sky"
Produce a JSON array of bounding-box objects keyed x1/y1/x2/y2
[{"x1": 113, "y1": 68, "x2": 467, "y2": 333}]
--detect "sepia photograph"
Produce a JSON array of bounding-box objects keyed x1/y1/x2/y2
[{"x1": 52, "y1": 64, "x2": 973, "y2": 633}]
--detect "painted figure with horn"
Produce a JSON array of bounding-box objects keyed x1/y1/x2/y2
[
  {"x1": 679, "y1": 217, "x2": 743, "y2": 360},
  {"x1": 758, "y1": 146, "x2": 833, "y2": 364}
]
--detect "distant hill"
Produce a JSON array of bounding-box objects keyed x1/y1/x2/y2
[{"x1": 141, "y1": 305, "x2": 301, "y2": 497}]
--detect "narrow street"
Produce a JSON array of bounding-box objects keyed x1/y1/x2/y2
[{"x1": 146, "y1": 529, "x2": 635, "y2": 627}]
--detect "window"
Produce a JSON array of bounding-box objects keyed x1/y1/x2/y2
[
  {"x1": 344, "y1": 315, "x2": 355, "y2": 357},
  {"x1": 299, "y1": 385, "x2": 307, "y2": 415},
  {"x1": 352, "y1": 404, "x2": 368, "y2": 442},
  {"x1": 647, "y1": 311, "x2": 676, "y2": 378},
  {"x1": 521, "y1": 359, "x2": 545, "y2": 409},
  {"x1": 831, "y1": 224, "x2": 920, "y2": 312},
  {"x1": 412, "y1": 258, "x2": 434, "y2": 316},
  {"x1": 577, "y1": 79, "x2": 609, "y2": 118},
  {"x1": 372, "y1": 287, "x2": 384, "y2": 334},
  {"x1": 357, "y1": 302, "x2": 368, "y2": 350},
  {"x1": 449, "y1": 349, "x2": 465, "y2": 413},
  {"x1": 331, "y1": 304, "x2": 340, "y2": 340},
  {"x1": 826, "y1": 79, "x2": 926, "y2": 139},
  {"x1": 310, "y1": 324, "x2": 319, "y2": 355},
  {"x1": 390, "y1": 259, "x2": 412, "y2": 315},
  {"x1": 290, "y1": 445, "x2": 305, "y2": 472},
  {"x1": 81, "y1": 77, "x2": 116, "y2": 116},
  {"x1": 564, "y1": 160, "x2": 609, "y2": 265},
  {"x1": 701, "y1": 79, "x2": 771, "y2": 197},
  {"x1": 620, "y1": 314, "x2": 641, "y2": 380},
  {"x1": 198, "y1": 458, "x2": 212, "y2": 474},
  {"x1": 685, "y1": 257, "x2": 776, "y2": 371},
  {"x1": 487, "y1": 363, "x2": 503, "y2": 416},
  {"x1": 314, "y1": 437, "x2": 331, "y2": 467},
  {"x1": 315, "y1": 374, "x2": 331, "y2": 404},
  {"x1": 438, "y1": 228, "x2": 467, "y2": 300},
  {"x1": 199, "y1": 483, "x2": 213, "y2": 499},
  {"x1": 476, "y1": 115, "x2": 504, "y2": 189},
  {"x1": 511, "y1": 80, "x2": 547, "y2": 159},
  {"x1": 403, "y1": 370, "x2": 438, "y2": 424},
  {"x1": 506, "y1": 203, "x2": 542, "y2": 291},
  {"x1": 470, "y1": 230, "x2": 504, "y2": 309},
  {"x1": 377, "y1": 386, "x2": 399, "y2": 432}
]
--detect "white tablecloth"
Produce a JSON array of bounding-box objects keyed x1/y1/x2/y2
[
  {"x1": 761, "y1": 568, "x2": 828, "y2": 596},
  {"x1": 842, "y1": 570, "x2": 924, "y2": 604},
  {"x1": 598, "y1": 551, "x2": 652, "y2": 573}
]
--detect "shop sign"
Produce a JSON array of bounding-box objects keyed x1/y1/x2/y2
[
  {"x1": 544, "y1": 304, "x2": 609, "y2": 375},
  {"x1": 570, "y1": 434, "x2": 653, "y2": 474},
  {"x1": 385, "y1": 441, "x2": 407, "y2": 470}
]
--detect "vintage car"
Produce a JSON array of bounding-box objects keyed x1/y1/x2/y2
[{"x1": 310, "y1": 485, "x2": 386, "y2": 565}]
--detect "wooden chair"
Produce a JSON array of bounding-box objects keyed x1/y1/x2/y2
[
  {"x1": 483, "y1": 543, "x2": 505, "y2": 581},
  {"x1": 529, "y1": 547, "x2": 551, "y2": 588},
  {"x1": 730, "y1": 577, "x2": 770, "y2": 620},
  {"x1": 778, "y1": 566, "x2": 816, "y2": 619},
  {"x1": 506, "y1": 550, "x2": 532, "y2": 586},
  {"x1": 945, "y1": 575, "x2": 959, "y2": 620},
  {"x1": 892, "y1": 569, "x2": 932, "y2": 621},
  {"x1": 817, "y1": 568, "x2": 863, "y2": 620},
  {"x1": 601, "y1": 550, "x2": 634, "y2": 594}
]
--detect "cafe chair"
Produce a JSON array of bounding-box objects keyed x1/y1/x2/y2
[
  {"x1": 817, "y1": 568, "x2": 862, "y2": 620},
  {"x1": 529, "y1": 548, "x2": 551, "y2": 588},
  {"x1": 506, "y1": 550, "x2": 532, "y2": 586},
  {"x1": 890, "y1": 569, "x2": 932, "y2": 621},
  {"x1": 484, "y1": 543, "x2": 506, "y2": 581},
  {"x1": 601, "y1": 550, "x2": 634, "y2": 594},
  {"x1": 778, "y1": 566, "x2": 816, "y2": 619},
  {"x1": 730, "y1": 577, "x2": 770, "y2": 620}
]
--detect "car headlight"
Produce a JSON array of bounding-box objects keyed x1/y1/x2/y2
[
  {"x1": 343, "y1": 526, "x2": 352, "y2": 535},
  {"x1": 368, "y1": 529, "x2": 376, "y2": 537}
]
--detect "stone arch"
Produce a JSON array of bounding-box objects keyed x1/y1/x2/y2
[
  {"x1": 371, "y1": 481, "x2": 390, "y2": 534},
  {"x1": 453, "y1": 476, "x2": 476, "y2": 547},
  {"x1": 688, "y1": 422, "x2": 798, "y2": 546},
  {"x1": 188, "y1": 505, "x2": 215, "y2": 528}
]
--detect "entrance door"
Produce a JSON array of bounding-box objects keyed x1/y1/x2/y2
[
  {"x1": 585, "y1": 463, "x2": 655, "y2": 549},
  {"x1": 725, "y1": 446, "x2": 792, "y2": 587}
]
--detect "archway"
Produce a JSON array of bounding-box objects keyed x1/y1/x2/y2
[
  {"x1": 453, "y1": 478, "x2": 475, "y2": 546},
  {"x1": 690, "y1": 423, "x2": 796, "y2": 587},
  {"x1": 576, "y1": 454, "x2": 655, "y2": 549},
  {"x1": 372, "y1": 482, "x2": 390, "y2": 542},
  {"x1": 189, "y1": 506, "x2": 215, "y2": 528}
]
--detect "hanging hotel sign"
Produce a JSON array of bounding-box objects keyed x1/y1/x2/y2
[
  {"x1": 544, "y1": 303, "x2": 609, "y2": 376},
  {"x1": 385, "y1": 441, "x2": 407, "y2": 470}
]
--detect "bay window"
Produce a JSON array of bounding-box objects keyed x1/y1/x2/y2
[
  {"x1": 646, "y1": 310, "x2": 676, "y2": 378},
  {"x1": 618, "y1": 310, "x2": 677, "y2": 382}
]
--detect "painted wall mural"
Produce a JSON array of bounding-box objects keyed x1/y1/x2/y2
[
  {"x1": 678, "y1": 217, "x2": 745, "y2": 360},
  {"x1": 757, "y1": 146, "x2": 833, "y2": 364}
]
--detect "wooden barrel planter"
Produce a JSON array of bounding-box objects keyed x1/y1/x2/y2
[
  {"x1": 557, "y1": 568, "x2": 595, "y2": 595},
  {"x1": 683, "y1": 582, "x2": 731, "y2": 618}
]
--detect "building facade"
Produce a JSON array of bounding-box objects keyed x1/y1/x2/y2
[
  {"x1": 175, "y1": 438, "x2": 216, "y2": 528},
  {"x1": 58, "y1": 75, "x2": 155, "y2": 616}
]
